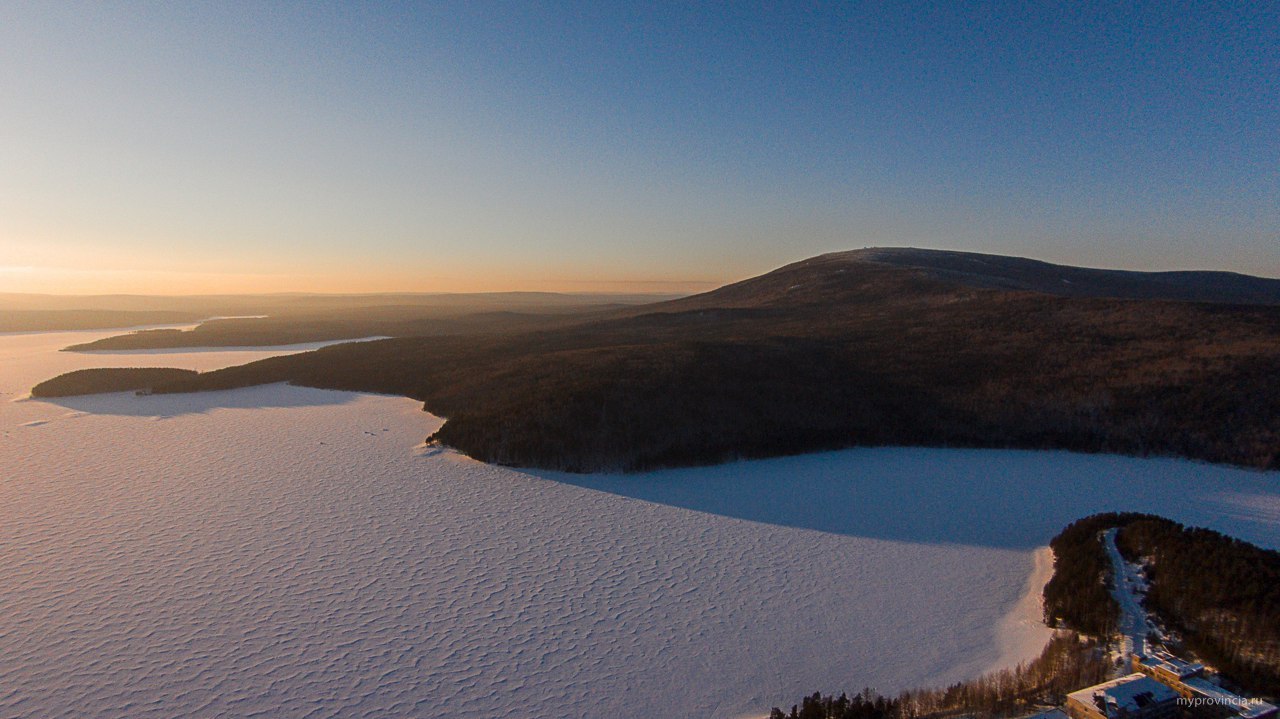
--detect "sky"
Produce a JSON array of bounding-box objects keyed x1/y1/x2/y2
[{"x1": 1, "y1": 1, "x2": 1277, "y2": 294}]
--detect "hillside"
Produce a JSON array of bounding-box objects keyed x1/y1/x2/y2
[
  {"x1": 35, "y1": 249, "x2": 1280, "y2": 471},
  {"x1": 858, "y1": 248, "x2": 1280, "y2": 304},
  {"x1": 629, "y1": 248, "x2": 1280, "y2": 312},
  {"x1": 0, "y1": 309, "x2": 202, "y2": 333}
]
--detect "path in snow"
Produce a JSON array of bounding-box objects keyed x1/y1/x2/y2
[{"x1": 1104, "y1": 527, "x2": 1155, "y2": 658}]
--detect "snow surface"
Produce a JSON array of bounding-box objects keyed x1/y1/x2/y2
[
  {"x1": 2, "y1": 328, "x2": 1279, "y2": 719},
  {"x1": 73, "y1": 335, "x2": 392, "y2": 356},
  {"x1": 1104, "y1": 528, "x2": 1156, "y2": 658}
]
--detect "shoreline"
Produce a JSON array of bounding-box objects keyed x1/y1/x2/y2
[{"x1": 990, "y1": 545, "x2": 1057, "y2": 674}]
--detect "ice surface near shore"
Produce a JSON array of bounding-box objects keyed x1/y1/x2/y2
[
  {"x1": 73, "y1": 335, "x2": 392, "y2": 355},
  {"x1": 3, "y1": 329, "x2": 1280, "y2": 719}
]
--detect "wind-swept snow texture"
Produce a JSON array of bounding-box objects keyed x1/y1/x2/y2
[{"x1": 3, "y1": 329, "x2": 1279, "y2": 719}]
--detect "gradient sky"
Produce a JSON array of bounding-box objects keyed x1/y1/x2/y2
[{"x1": 2, "y1": 1, "x2": 1277, "y2": 294}]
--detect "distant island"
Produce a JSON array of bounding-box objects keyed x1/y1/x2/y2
[
  {"x1": 31, "y1": 368, "x2": 200, "y2": 397},
  {"x1": 35, "y1": 248, "x2": 1280, "y2": 472}
]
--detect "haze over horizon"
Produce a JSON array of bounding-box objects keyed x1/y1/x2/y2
[{"x1": 3, "y1": 2, "x2": 1277, "y2": 294}]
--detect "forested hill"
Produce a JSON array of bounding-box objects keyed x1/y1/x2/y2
[
  {"x1": 1117, "y1": 517, "x2": 1280, "y2": 694},
  {"x1": 624, "y1": 248, "x2": 1280, "y2": 313},
  {"x1": 853, "y1": 248, "x2": 1280, "y2": 304},
  {"x1": 1043, "y1": 512, "x2": 1280, "y2": 695},
  {"x1": 34, "y1": 249, "x2": 1280, "y2": 472}
]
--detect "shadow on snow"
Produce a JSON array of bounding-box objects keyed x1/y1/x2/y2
[
  {"x1": 529, "y1": 448, "x2": 1280, "y2": 551},
  {"x1": 35, "y1": 382, "x2": 362, "y2": 418}
]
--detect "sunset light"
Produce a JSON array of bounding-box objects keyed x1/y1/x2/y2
[{"x1": 3, "y1": 4, "x2": 1278, "y2": 719}]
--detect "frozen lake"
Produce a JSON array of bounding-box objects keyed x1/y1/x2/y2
[{"x1": 3, "y1": 328, "x2": 1279, "y2": 718}]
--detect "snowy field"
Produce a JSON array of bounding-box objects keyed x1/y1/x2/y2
[{"x1": 3, "y1": 328, "x2": 1279, "y2": 719}]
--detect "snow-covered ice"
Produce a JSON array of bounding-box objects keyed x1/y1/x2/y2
[
  {"x1": 2, "y1": 328, "x2": 1279, "y2": 718},
  {"x1": 73, "y1": 335, "x2": 392, "y2": 355}
]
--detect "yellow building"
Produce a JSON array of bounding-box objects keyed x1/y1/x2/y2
[
  {"x1": 1131, "y1": 650, "x2": 1277, "y2": 719},
  {"x1": 1131, "y1": 651, "x2": 1204, "y2": 699},
  {"x1": 1065, "y1": 674, "x2": 1179, "y2": 719}
]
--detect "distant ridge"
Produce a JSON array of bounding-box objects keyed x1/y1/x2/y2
[
  {"x1": 854, "y1": 247, "x2": 1280, "y2": 304},
  {"x1": 651, "y1": 248, "x2": 1280, "y2": 312},
  {"x1": 34, "y1": 248, "x2": 1280, "y2": 472}
]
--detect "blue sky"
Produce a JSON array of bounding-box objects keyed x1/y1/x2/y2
[{"x1": 1, "y1": 1, "x2": 1277, "y2": 293}]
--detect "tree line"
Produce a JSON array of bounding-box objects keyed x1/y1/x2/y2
[
  {"x1": 1041, "y1": 512, "x2": 1145, "y2": 637},
  {"x1": 1117, "y1": 517, "x2": 1280, "y2": 695},
  {"x1": 769, "y1": 632, "x2": 1108, "y2": 719},
  {"x1": 771, "y1": 511, "x2": 1280, "y2": 717}
]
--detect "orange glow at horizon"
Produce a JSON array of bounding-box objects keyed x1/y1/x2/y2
[{"x1": 0, "y1": 263, "x2": 720, "y2": 296}]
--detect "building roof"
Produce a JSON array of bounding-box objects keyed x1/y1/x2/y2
[
  {"x1": 1068, "y1": 674, "x2": 1179, "y2": 718},
  {"x1": 1137, "y1": 650, "x2": 1204, "y2": 679},
  {"x1": 1183, "y1": 677, "x2": 1278, "y2": 719},
  {"x1": 1241, "y1": 701, "x2": 1279, "y2": 719},
  {"x1": 1023, "y1": 708, "x2": 1069, "y2": 719}
]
